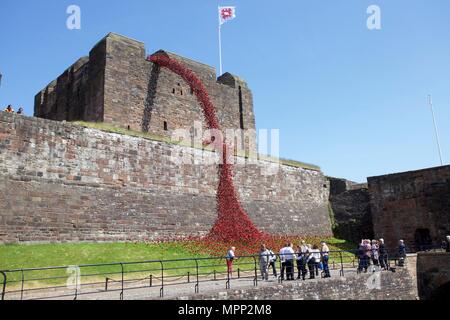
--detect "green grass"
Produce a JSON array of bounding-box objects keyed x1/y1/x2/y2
[
  {"x1": 0, "y1": 239, "x2": 356, "y2": 289},
  {"x1": 72, "y1": 121, "x2": 321, "y2": 171},
  {"x1": 0, "y1": 242, "x2": 202, "y2": 270},
  {"x1": 0, "y1": 242, "x2": 250, "y2": 288}
]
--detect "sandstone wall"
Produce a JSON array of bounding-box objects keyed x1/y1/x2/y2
[
  {"x1": 368, "y1": 166, "x2": 450, "y2": 253},
  {"x1": 177, "y1": 265, "x2": 418, "y2": 300},
  {"x1": 328, "y1": 178, "x2": 373, "y2": 244},
  {"x1": 0, "y1": 113, "x2": 332, "y2": 243},
  {"x1": 417, "y1": 252, "x2": 450, "y2": 300}
]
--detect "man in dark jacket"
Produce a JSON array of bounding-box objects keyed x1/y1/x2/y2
[{"x1": 378, "y1": 238, "x2": 389, "y2": 271}]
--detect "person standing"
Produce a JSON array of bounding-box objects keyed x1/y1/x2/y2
[
  {"x1": 371, "y1": 240, "x2": 380, "y2": 271},
  {"x1": 363, "y1": 239, "x2": 372, "y2": 271},
  {"x1": 226, "y1": 246, "x2": 237, "y2": 276},
  {"x1": 296, "y1": 245, "x2": 303, "y2": 280},
  {"x1": 357, "y1": 240, "x2": 369, "y2": 273},
  {"x1": 398, "y1": 240, "x2": 406, "y2": 267},
  {"x1": 320, "y1": 241, "x2": 331, "y2": 278},
  {"x1": 299, "y1": 241, "x2": 309, "y2": 280},
  {"x1": 307, "y1": 244, "x2": 321, "y2": 279},
  {"x1": 259, "y1": 244, "x2": 270, "y2": 281},
  {"x1": 4, "y1": 105, "x2": 14, "y2": 113},
  {"x1": 286, "y1": 243, "x2": 296, "y2": 280},
  {"x1": 267, "y1": 247, "x2": 278, "y2": 278},
  {"x1": 378, "y1": 238, "x2": 389, "y2": 271},
  {"x1": 279, "y1": 244, "x2": 287, "y2": 281},
  {"x1": 17, "y1": 107, "x2": 24, "y2": 115},
  {"x1": 281, "y1": 242, "x2": 295, "y2": 280}
]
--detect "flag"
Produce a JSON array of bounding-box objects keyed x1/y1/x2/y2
[{"x1": 219, "y1": 6, "x2": 236, "y2": 25}]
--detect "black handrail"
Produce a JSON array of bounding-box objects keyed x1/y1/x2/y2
[
  {"x1": 1, "y1": 248, "x2": 428, "y2": 301},
  {"x1": 1, "y1": 271, "x2": 6, "y2": 301}
]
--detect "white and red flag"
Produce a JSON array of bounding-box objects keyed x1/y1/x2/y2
[{"x1": 219, "y1": 6, "x2": 236, "y2": 25}]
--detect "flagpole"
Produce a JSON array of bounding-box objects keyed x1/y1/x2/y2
[
  {"x1": 218, "y1": 20, "x2": 223, "y2": 75},
  {"x1": 428, "y1": 94, "x2": 444, "y2": 166}
]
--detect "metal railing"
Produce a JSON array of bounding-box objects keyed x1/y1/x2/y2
[{"x1": 1, "y1": 248, "x2": 434, "y2": 301}]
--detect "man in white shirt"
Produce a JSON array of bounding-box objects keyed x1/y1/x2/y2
[
  {"x1": 279, "y1": 244, "x2": 288, "y2": 281},
  {"x1": 281, "y1": 242, "x2": 296, "y2": 281},
  {"x1": 226, "y1": 246, "x2": 236, "y2": 277},
  {"x1": 307, "y1": 245, "x2": 321, "y2": 279}
]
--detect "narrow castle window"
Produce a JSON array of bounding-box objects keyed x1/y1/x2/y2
[
  {"x1": 172, "y1": 88, "x2": 176, "y2": 94},
  {"x1": 164, "y1": 121, "x2": 168, "y2": 131}
]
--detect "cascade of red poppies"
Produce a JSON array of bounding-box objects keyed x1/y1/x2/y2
[{"x1": 148, "y1": 53, "x2": 264, "y2": 242}]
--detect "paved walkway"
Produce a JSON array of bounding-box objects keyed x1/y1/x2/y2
[{"x1": 4, "y1": 267, "x2": 360, "y2": 300}]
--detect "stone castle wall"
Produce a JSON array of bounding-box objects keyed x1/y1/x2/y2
[
  {"x1": 177, "y1": 258, "x2": 419, "y2": 300},
  {"x1": 34, "y1": 33, "x2": 256, "y2": 151},
  {"x1": 328, "y1": 178, "x2": 373, "y2": 245},
  {"x1": 368, "y1": 166, "x2": 450, "y2": 253},
  {"x1": 0, "y1": 113, "x2": 332, "y2": 243}
]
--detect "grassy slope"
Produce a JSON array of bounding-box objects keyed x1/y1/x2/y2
[
  {"x1": 0, "y1": 239, "x2": 356, "y2": 271},
  {"x1": 0, "y1": 239, "x2": 357, "y2": 287}
]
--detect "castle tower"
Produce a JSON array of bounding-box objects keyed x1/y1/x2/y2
[{"x1": 34, "y1": 33, "x2": 256, "y2": 152}]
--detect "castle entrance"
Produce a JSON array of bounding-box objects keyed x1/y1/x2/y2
[{"x1": 414, "y1": 228, "x2": 432, "y2": 251}]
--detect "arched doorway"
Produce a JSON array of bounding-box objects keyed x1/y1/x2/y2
[
  {"x1": 414, "y1": 228, "x2": 432, "y2": 251},
  {"x1": 429, "y1": 282, "x2": 450, "y2": 300}
]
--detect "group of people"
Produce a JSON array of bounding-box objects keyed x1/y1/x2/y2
[
  {"x1": 3, "y1": 105, "x2": 24, "y2": 115},
  {"x1": 226, "y1": 241, "x2": 332, "y2": 282},
  {"x1": 226, "y1": 235, "x2": 450, "y2": 282},
  {"x1": 357, "y1": 238, "x2": 389, "y2": 272}
]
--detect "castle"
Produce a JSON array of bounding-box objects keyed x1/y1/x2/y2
[
  {"x1": 34, "y1": 33, "x2": 256, "y2": 148},
  {"x1": 0, "y1": 33, "x2": 333, "y2": 244},
  {"x1": 0, "y1": 33, "x2": 448, "y2": 253}
]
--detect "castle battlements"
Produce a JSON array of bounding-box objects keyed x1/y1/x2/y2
[{"x1": 34, "y1": 33, "x2": 256, "y2": 143}]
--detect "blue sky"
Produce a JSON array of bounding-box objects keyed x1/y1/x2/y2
[{"x1": 1, "y1": 0, "x2": 449, "y2": 182}]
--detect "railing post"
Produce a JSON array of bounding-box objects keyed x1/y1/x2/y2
[
  {"x1": 253, "y1": 256, "x2": 258, "y2": 287},
  {"x1": 74, "y1": 267, "x2": 79, "y2": 301},
  {"x1": 105, "y1": 277, "x2": 109, "y2": 291},
  {"x1": 237, "y1": 268, "x2": 240, "y2": 279},
  {"x1": 20, "y1": 269, "x2": 24, "y2": 301},
  {"x1": 1, "y1": 271, "x2": 6, "y2": 301},
  {"x1": 194, "y1": 259, "x2": 199, "y2": 294},
  {"x1": 159, "y1": 261, "x2": 164, "y2": 298},
  {"x1": 226, "y1": 258, "x2": 231, "y2": 290},
  {"x1": 150, "y1": 274, "x2": 153, "y2": 287},
  {"x1": 120, "y1": 263, "x2": 124, "y2": 300},
  {"x1": 339, "y1": 252, "x2": 344, "y2": 277},
  {"x1": 187, "y1": 271, "x2": 190, "y2": 283}
]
